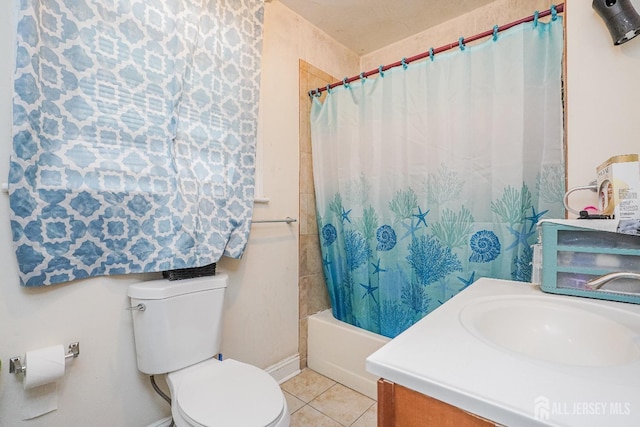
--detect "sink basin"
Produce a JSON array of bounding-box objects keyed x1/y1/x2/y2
[
  {"x1": 460, "y1": 295, "x2": 640, "y2": 367},
  {"x1": 368, "y1": 280, "x2": 640, "y2": 427}
]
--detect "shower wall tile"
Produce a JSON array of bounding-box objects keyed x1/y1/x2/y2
[
  {"x1": 299, "y1": 316, "x2": 308, "y2": 368},
  {"x1": 300, "y1": 234, "x2": 323, "y2": 277},
  {"x1": 300, "y1": 192, "x2": 319, "y2": 238},
  {"x1": 299, "y1": 104, "x2": 312, "y2": 154},
  {"x1": 300, "y1": 274, "x2": 330, "y2": 318},
  {"x1": 300, "y1": 151, "x2": 315, "y2": 196},
  {"x1": 299, "y1": 277, "x2": 310, "y2": 319}
]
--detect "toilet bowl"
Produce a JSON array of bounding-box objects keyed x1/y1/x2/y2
[
  {"x1": 167, "y1": 358, "x2": 289, "y2": 427},
  {"x1": 128, "y1": 274, "x2": 290, "y2": 427}
]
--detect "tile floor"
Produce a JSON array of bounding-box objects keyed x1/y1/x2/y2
[{"x1": 281, "y1": 369, "x2": 377, "y2": 427}]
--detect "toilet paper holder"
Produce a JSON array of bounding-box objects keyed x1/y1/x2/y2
[{"x1": 9, "y1": 342, "x2": 80, "y2": 375}]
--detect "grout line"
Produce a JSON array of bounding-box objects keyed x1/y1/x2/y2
[
  {"x1": 349, "y1": 401, "x2": 376, "y2": 426},
  {"x1": 283, "y1": 369, "x2": 377, "y2": 426}
]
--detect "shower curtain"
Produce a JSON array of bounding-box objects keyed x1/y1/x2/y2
[{"x1": 310, "y1": 17, "x2": 565, "y2": 338}]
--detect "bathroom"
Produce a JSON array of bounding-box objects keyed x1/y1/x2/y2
[{"x1": 0, "y1": 0, "x2": 639, "y2": 425}]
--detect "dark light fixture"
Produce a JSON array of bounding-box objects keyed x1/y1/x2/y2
[{"x1": 593, "y1": 0, "x2": 640, "y2": 45}]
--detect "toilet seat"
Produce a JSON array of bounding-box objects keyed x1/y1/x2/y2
[{"x1": 169, "y1": 358, "x2": 287, "y2": 427}]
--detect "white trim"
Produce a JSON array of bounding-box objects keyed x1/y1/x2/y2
[
  {"x1": 146, "y1": 416, "x2": 172, "y2": 427},
  {"x1": 265, "y1": 353, "x2": 300, "y2": 384}
]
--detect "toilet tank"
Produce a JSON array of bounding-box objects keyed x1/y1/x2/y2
[{"x1": 128, "y1": 274, "x2": 228, "y2": 375}]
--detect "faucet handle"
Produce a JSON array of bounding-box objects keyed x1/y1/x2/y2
[{"x1": 585, "y1": 272, "x2": 640, "y2": 290}]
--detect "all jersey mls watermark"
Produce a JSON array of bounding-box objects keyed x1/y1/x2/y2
[{"x1": 534, "y1": 396, "x2": 632, "y2": 421}]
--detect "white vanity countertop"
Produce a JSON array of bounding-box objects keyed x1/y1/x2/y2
[{"x1": 366, "y1": 278, "x2": 640, "y2": 427}]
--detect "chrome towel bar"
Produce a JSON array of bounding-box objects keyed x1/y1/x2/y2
[{"x1": 252, "y1": 217, "x2": 297, "y2": 224}]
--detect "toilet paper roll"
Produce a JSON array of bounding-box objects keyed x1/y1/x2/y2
[
  {"x1": 22, "y1": 383, "x2": 58, "y2": 420},
  {"x1": 23, "y1": 344, "x2": 65, "y2": 390}
]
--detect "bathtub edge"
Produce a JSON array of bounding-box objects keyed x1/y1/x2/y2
[{"x1": 307, "y1": 309, "x2": 390, "y2": 400}]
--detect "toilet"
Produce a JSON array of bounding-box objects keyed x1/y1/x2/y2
[{"x1": 128, "y1": 273, "x2": 290, "y2": 427}]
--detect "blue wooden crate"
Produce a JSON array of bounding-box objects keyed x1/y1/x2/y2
[{"x1": 540, "y1": 221, "x2": 640, "y2": 304}]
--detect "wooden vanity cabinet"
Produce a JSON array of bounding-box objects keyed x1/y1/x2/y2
[{"x1": 377, "y1": 379, "x2": 498, "y2": 427}]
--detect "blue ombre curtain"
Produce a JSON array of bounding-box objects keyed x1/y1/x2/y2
[
  {"x1": 9, "y1": 0, "x2": 264, "y2": 286},
  {"x1": 311, "y1": 16, "x2": 565, "y2": 338}
]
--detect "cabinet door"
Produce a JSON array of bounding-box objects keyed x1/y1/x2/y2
[{"x1": 377, "y1": 379, "x2": 496, "y2": 427}]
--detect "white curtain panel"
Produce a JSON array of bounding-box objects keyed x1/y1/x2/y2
[{"x1": 311, "y1": 17, "x2": 565, "y2": 337}]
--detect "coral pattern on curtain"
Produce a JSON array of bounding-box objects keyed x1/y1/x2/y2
[
  {"x1": 9, "y1": 0, "x2": 264, "y2": 286},
  {"x1": 311, "y1": 17, "x2": 565, "y2": 338}
]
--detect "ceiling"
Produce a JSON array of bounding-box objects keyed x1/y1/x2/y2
[{"x1": 276, "y1": 0, "x2": 498, "y2": 55}]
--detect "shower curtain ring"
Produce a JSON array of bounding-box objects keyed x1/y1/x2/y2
[
  {"x1": 551, "y1": 4, "x2": 558, "y2": 21},
  {"x1": 360, "y1": 72, "x2": 366, "y2": 81},
  {"x1": 458, "y1": 37, "x2": 465, "y2": 51},
  {"x1": 429, "y1": 48, "x2": 434, "y2": 61},
  {"x1": 378, "y1": 65, "x2": 384, "y2": 77},
  {"x1": 492, "y1": 25, "x2": 499, "y2": 41},
  {"x1": 533, "y1": 11, "x2": 539, "y2": 27},
  {"x1": 401, "y1": 57, "x2": 408, "y2": 69},
  {"x1": 325, "y1": 85, "x2": 331, "y2": 94},
  {"x1": 343, "y1": 77, "x2": 350, "y2": 88}
]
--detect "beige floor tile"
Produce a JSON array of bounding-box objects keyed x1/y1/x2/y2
[
  {"x1": 283, "y1": 390, "x2": 305, "y2": 414},
  {"x1": 281, "y1": 368, "x2": 336, "y2": 403},
  {"x1": 290, "y1": 405, "x2": 343, "y2": 427},
  {"x1": 351, "y1": 402, "x2": 377, "y2": 427},
  {"x1": 309, "y1": 383, "x2": 376, "y2": 427}
]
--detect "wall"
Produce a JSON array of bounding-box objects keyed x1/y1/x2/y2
[
  {"x1": 565, "y1": 0, "x2": 640, "y2": 213},
  {"x1": 0, "y1": 2, "x2": 357, "y2": 426},
  {"x1": 242, "y1": 0, "x2": 358, "y2": 373}
]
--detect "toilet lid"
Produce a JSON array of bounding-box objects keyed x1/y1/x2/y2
[{"x1": 174, "y1": 359, "x2": 284, "y2": 427}]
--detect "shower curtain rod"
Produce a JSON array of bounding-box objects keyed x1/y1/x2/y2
[{"x1": 309, "y1": 3, "x2": 564, "y2": 97}]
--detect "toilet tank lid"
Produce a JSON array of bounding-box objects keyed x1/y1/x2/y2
[{"x1": 128, "y1": 273, "x2": 228, "y2": 300}]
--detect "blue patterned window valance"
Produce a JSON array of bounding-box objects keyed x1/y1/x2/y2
[{"x1": 9, "y1": 0, "x2": 264, "y2": 286}]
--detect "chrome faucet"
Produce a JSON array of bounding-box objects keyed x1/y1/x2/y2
[{"x1": 585, "y1": 272, "x2": 640, "y2": 293}]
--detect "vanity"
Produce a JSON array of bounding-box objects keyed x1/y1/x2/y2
[{"x1": 366, "y1": 278, "x2": 640, "y2": 426}]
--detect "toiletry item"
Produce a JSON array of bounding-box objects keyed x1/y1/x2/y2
[
  {"x1": 21, "y1": 345, "x2": 66, "y2": 419},
  {"x1": 23, "y1": 345, "x2": 65, "y2": 390},
  {"x1": 539, "y1": 220, "x2": 640, "y2": 305},
  {"x1": 579, "y1": 210, "x2": 612, "y2": 219},
  {"x1": 618, "y1": 219, "x2": 640, "y2": 236},
  {"x1": 596, "y1": 154, "x2": 640, "y2": 220}
]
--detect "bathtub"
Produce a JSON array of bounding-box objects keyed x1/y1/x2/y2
[{"x1": 307, "y1": 309, "x2": 390, "y2": 400}]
